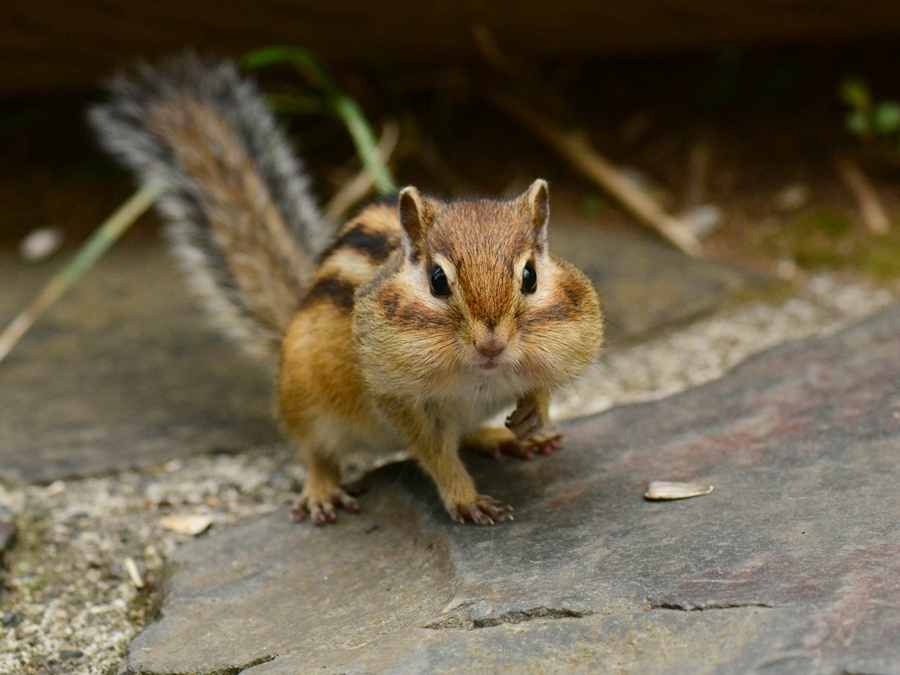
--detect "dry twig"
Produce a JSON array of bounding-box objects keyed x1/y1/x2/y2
[
  {"x1": 324, "y1": 120, "x2": 401, "y2": 222},
  {"x1": 471, "y1": 23, "x2": 516, "y2": 77},
  {"x1": 684, "y1": 141, "x2": 711, "y2": 210},
  {"x1": 485, "y1": 88, "x2": 702, "y2": 256},
  {"x1": 837, "y1": 159, "x2": 890, "y2": 235},
  {"x1": 0, "y1": 181, "x2": 162, "y2": 365},
  {"x1": 471, "y1": 24, "x2": 701, "y2": 256}
]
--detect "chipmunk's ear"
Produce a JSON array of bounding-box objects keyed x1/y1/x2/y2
[
  {"x1": 398, "y1": 186, "x2": 435, "y2": 263},
  {"x1": 518, "y1": 179, "x2": 550, "y2": 253}
]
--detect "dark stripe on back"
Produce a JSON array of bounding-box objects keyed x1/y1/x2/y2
[
  {"x1": 320, "y1": 223, "x2": 396, "y2": 264},
  {"x1": 302, "y1": 275, "x2": 355, "y2": 311}
]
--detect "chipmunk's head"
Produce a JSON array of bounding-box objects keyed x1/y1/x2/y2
[{"x1": 363, "y1": 179, "x2": 602, "y2": 400}]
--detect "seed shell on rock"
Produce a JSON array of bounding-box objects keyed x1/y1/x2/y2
[
  {"x1": 644, "y1": 481, "x2": 714, "y2": 501},
  {"x1": 160, "y1": 514, "x2": 213, "y2": 536}
]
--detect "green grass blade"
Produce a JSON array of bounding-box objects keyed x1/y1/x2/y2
[
  {"x1": 0, "y1": 180, "x2": 163, "y2": 364},
  {"x1": 245, "y1": 46, "x2": 397, "y2": 195}
]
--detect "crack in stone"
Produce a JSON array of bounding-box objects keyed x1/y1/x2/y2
[
  {"x1": 652, "y1": 602, "x2": 774, "y2": 611},
  {"x1": 234, "y1": 653, "x2": 281, "y2": 675},
  {"x1": 122, "y1": 652, "x2": 279, "y2": 675},
  {"x1": 426, "y1": 606, "x2": 593, "y2": 630}
]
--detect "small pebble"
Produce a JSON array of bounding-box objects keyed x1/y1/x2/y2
[
  {"x1": 59, "y1": 649, "x2": 84, "y2": 660},
  {"x1": 106, "y1": 562, "x2": 125, "y2": 580},
  {"x1": 777, "y1": 258, "x2": 797, "y2": 280},
  {"x1": 680, "y1": 204, "x2": 723, "y2": 239},
  {"x1": 2, "y1": 610, "x2": 23, "y2": 627},
  {"x1": 19, "y1": 227, "x2": 64, "y2": 262},
  {"x1": 45, "y1": 480, "x2": 66, "y2": 497},
  {"x1": 164, "y1": 459, "x2": 183, "y2": 473},
  {"x1": 0, "y1": 520, "x2": 17, "y2": 551},
  {"x1": 775, "y1": 184, "x2": 809, "y2": 212}
]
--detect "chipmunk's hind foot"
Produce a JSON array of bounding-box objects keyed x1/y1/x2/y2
[
  {"x1": 448, "y1": 495, "x2": 510, "y2": 525},
  {"x1": 463, "y1": 426, "x2": 522, "y2": 459},
  {"x1": 292, "y1": 487, "x2": 361, "y2": 526},
  {"x1": 464, "y1": 425, "x2": 563, "y2": 461},
  {"x1": 292, "y1": 452, "x2": 364, "y2": 526}
]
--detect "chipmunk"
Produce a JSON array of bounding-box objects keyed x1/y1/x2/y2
[{"x1": 90, "y1": 54, "x2": 603, "y2": 525}]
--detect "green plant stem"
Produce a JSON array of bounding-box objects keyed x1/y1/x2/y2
[
  {"x1": 245, "y1": 46, "x2": 397, "y2": 195},
  {"x1": 0, "y1": 180, "x2": 163, "y2": 364},
  {"x1": 331, "y1": 96, "x2": 397, "y2": 194}
]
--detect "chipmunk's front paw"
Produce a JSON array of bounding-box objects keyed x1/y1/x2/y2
[
  {"x1": 448, "y1": 496, "x2": 510, "y2": 525},
  {"x1": 292, "y1": 486, "x2": 361, "y2": 526},
  {"x1": 505, "y1": 397, "x2": 545, "y2": 440}
]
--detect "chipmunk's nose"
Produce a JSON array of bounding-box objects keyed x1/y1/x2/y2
[{"x1": 475, "y1": 332, "x2": 507, "y2": 358}]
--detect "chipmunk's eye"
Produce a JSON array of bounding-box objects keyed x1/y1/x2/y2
[
  {"x1": 430, "y1": 265, "x2": 451, "y2": 297},
  {"x1": 521, "y1": 261, "x2": 537, "y2": 294}
]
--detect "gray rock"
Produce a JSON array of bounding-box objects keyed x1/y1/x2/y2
[
  {"x1": 59, "y1": 650, "x2": 84, "y2": 661},
  {"x1": 552, "y1": 225, "x2": 754, "y2": 343},
  {"x1": 123, "y1": 304, "x2": 900, "y2": 675},
  {"x1": 0, "y1": 241, "x2": 280, "y2": 483},
  {"x1": 2, "y1": 610, "x2": 23, "y2": 628}
]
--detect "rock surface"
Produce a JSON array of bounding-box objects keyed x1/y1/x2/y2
[
  {"x1": 0, "y1": 228, "x2": 748, "y2": 484},
  {"x1": 0, "y1": 241, "x2": 280, "y2": 484},
  {"x1": 123, "y1": 305, "x2": 900, "y2": 675},
  {"x1": 553, "y1": 224, "x2": 751, "y2": 343}
]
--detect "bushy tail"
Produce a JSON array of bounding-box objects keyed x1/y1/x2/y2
[{"x1": 89, "y1": 53, "x2": 331, "y2": 358}]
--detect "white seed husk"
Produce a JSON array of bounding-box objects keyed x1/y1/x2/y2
[
  {"x1": 644, "y1": 481, "x2": 714, "y2": 501},
  {"x1": 160, "y1": 514, "x2": 213, "y2": 536},
  {"x1": 123, "y1": 557, "x2": 144, "y2": 589}
]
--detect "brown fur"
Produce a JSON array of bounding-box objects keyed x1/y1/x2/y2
[
  {"x1": 147, "y1": 97, "x2": 312, "y2": 336},
  {"x1": 281, "y1": 181, "x2": 603, "y2": 525}
]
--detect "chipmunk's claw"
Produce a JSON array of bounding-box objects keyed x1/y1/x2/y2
[
  {"x1": 292, "y1": 486, "x2": 360, "y2": 525},
  {"x1": 448, "y1": 496, "x2": 510, "y2": 525},
  {"x1": 527, "y1": 425, "x2": 564, "y2": 456},
  {"x1": 341, "y1": 481, "x2": 369, "y2": 497}
]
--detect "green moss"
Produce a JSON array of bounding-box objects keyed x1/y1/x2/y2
[
  {"x1": 854, "y1": 235, "x2": 900, "y2": 279},
  {"x1": 2, "y1": 513, "x2": 50, "y2": 604},
  {"x1": 762, "y1": 208, "x2": 900, "y2": 279},
  {"x1": 578, "y1": 194, "x2": 607, "y2": 219}
]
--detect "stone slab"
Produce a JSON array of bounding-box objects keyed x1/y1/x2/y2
[
  {"x1": 122, "y1": 304, "x2": 900, "y2": 675},
  {"x1": 552, "y1": 225, "x2": 752, "y2": 343},
  {"x1": 0, "y1": 241, "x2": 280, "y2": 484},
  {"x1": 0, "y1": 227, "x2": 751, "y2": 483}
]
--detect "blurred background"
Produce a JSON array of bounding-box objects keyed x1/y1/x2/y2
[{"x1": 4, "y1": 0, "x2": 900, "y2": 284}]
